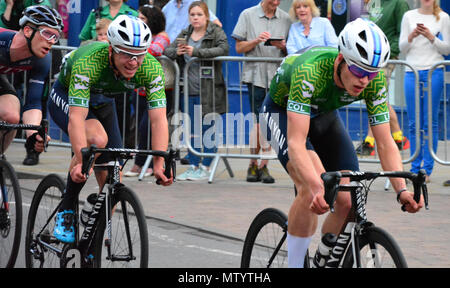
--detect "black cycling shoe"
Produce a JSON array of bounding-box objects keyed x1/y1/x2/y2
[{"x1": 23, "y1": 149, "x2": 40, "y2": 166}]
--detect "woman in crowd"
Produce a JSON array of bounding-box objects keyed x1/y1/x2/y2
[
  {"x1": 164, "y1": 1, "x2": 229, "y2": 181},
  {"x1": 399, "y1": 0, "x2": 450, "y2": 183},
  {"x1": 286, "y1": 0, "x2": 337, "y2": 55}
]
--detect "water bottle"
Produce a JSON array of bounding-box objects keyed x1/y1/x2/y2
[
  {"x1": 312, "y1": 233, "x2": 337, "y2": 268},
  {"x1": 80, "y1": 193, "x2": 97, "y2": 227}
]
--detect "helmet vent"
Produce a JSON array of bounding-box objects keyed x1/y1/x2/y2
[
  {"x1": 118, "y1": 30, "x2": 130, "y2": 42},
  {"x1": 356, "y1": 43, "x2": 368, "y2": 61},
  {"x1": 358, "y1": 31, "x2": 367, "y2": 42}
]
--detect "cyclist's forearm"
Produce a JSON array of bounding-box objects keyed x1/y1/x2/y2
[{"x1": 149, "y1": 108, "x2": 169, "y2": 168}]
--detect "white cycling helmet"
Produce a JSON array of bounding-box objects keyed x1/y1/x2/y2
[
  {"x1": 107, "y1": 15, "x2": 152, "y2": 51},
  {"x1": 338, "y1": 18, "x2": 390, "y2": 72}
]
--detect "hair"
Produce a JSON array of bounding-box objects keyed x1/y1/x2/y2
[
  {"x1": 96, "y1": 18, "x2": 112, "y2": 31},
  {"x1": 138, "y1": 4, "x2": 166, "y2": 35},
  {"x1": 289, "y1": 0, "x2": 321, "y2": 21},
  {"x1": 188, "y1": 1, "x2": 210, "y2": 21},
  {"x1": 433, "y1": 1, "x2": 442, "y2": 21}
]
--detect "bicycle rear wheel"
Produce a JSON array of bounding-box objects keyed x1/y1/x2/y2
[
  {"x1": 342, "y1": 225, "x2": 407, "y2": 268},
  {"x1": 241, "y1": 208, "x2": 289, "y2": 268},
  {"x1": 25, "y1": 174, "x2": 66, "y2": 268},
  {"x1": 0, "y1": 159, "x2": 21, "y2": 268},
  {"x1": 94, "y1": 186, "x2": 149, "y2": 268}
]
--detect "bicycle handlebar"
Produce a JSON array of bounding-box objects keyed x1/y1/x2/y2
[
  {"x1": 321, "y1": 170, "x2": 429, "y2": 212},
  {"x1": 80, "y1": 144, "x2": 176, "y2": 184},
  {"x1": 0, "y1": 119, "x2": 49, "y2": 152}
]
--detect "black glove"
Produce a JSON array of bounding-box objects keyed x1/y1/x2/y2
[{"x1": 24, "y1": 132, "x2": 40, "y2": 151}]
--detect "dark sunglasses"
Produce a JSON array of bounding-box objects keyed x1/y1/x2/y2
[{"x1": 348, "y1": 64, "x2": 379, "y2": 80}]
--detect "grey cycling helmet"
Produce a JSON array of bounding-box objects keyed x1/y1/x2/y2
[
  {"x1": 108, "y1": 15, "x2": 152, "y2": 51},
  {"x1": 19, "y1": 5, "x2": 63, "y2": 32}
]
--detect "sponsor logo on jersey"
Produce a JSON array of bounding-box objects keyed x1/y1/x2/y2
[
  {"x1": 74, "y1": 74, "x2": 89, "y2": 90},
  {"x1": 287, "y1": 100, "x2": 310, "y2": 115}
]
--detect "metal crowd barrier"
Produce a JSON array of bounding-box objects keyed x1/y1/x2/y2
[
  {"x1": 428, "y1": 60, "x2": 450, "y2": 165},
  {"x1": 179, "y1": 56, "x2": 283, "y2": 183},
  {"x1": 12, "y1": 45, "x2": 446, "y2": 187}
]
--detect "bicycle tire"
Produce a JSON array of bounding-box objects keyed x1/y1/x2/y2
[
  {"x1": 25, "y1": 174, "x2": 66, "y2": 268},
  {"x1": 241, "y1": 208, "x2": 290, "y2": 268},
  {"x1": 342, "y1": 225, "x2": 407, "y2": 268},
  {"x1": 93, "y1": 186, "x2": 149, "y2": 268},
  {"x1": 0, "y1": 159, "x2": 22, "y2": 268}
]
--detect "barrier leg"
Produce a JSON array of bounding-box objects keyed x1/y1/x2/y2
[
  {"x1": 139, "y1": 155, "x2": 153, "y2": 181},
  {"x1": 384, "y1": 178, "x2": 390, "y2": 191}
]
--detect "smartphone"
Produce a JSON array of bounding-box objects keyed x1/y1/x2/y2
[
  {"x1": 417, "y1": 23, "x2": 424, "y2": 27},
  {"x1": 176, "y1": 38, "x2": 187, "y2": 45},
  {"x1": 264, "y1": 38, "x2": 284, "y2": 46}
]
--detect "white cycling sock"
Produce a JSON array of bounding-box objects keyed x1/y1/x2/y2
[{"x1": 287, "y1": 233, "x2": 312, "y2": 268}]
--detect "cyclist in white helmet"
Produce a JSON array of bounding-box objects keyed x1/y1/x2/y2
[
  {"x1": 48, "y1": 15, "x2": 172, "y2": 243},
  {"x1": 260, "y1": 18, "x2": 424, "y2": 268}
]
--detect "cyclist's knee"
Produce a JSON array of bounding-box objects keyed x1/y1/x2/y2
[
  {"x1": 87, "y1": 134, "x2": 108, "y2": 148},
  {"x1": 1, "y1": 111, "x2": 20, "y2": 124}
]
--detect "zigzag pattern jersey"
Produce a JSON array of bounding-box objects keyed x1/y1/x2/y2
[
  {"x1": 58, "y1": 41, "x2": 166, "y2": 110},
  {"x1": 269, "y1": 46, "x2": 390, "y2": 126}
]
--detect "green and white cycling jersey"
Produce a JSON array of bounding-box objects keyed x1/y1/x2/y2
[
  {"x1": 58, "y1": 41, "x2": 166, "y2": 110},
  {"x1": 269, "y1": 46, "x2": 390, "y2": 126}
]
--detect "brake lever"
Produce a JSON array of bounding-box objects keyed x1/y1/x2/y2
[
  {"x1": 156, "y1": 149, "x2": 176, "y2": 185},
  {"x1": 38, "y1": 119, "x2": 49, "y2": 152}
]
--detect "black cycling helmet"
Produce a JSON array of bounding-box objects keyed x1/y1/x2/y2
[{"x1": 19, "y1": 5, "x2": 64, "y2": 32}]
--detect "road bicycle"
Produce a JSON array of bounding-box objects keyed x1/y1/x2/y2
[
  {"x1": 0, "y1": 120, "x2": 48, "y2": 268},
  {"x1": 241, "y1": 170, "x2": 429, "y2": 268},
  {"x1": 25, "y1": 144, "x2": 176, "y2": 268}
]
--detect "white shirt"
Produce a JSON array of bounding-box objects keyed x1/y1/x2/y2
[{"x1": 399, "y1": 9, "x2": 450, "y2": 71}]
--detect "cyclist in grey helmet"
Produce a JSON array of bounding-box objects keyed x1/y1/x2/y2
[{"x1": 0, "y1": 5, "x2": 62, "y2": 155}]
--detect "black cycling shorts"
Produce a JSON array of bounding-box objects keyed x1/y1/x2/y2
[
  {"x1": 47, "y1": 80, "x2": 123, "y2": 164},
  {"x1": 260, "y1": 94, "x2": 359, "y2": 173},
  {"x1": 0, "y1": 74, "x2": 17, "y2": 97}
]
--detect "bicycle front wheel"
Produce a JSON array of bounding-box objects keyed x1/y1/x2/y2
[
  {"x1": 25, "y1": 174, "x2": 66, "y2": 268},
  {"x1": 0, "y1": 159, "x2": 21, "y2": 268},
  {"x1": 241, "y1": 208, "x2": 289, "y2": 268},
  {"x1": 94, "y1": 186, "x2": 149, "y2": 268},
  {"x1": 342, "y1": 225, "x2": 407, "y2": 268}
]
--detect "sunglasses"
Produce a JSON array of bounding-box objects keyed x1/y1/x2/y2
[
  {"x1": 29, "y1": 26, "x2": 60, "y2": 43},
  {"x1": 348, "y1": 64, "x2": 379, "y2": 80},
  {"x1": 112, "y1": 46, "x2": 147, "y2": 61}
]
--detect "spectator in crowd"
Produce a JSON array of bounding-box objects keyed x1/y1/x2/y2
[
  {"x1": 164, "y1": 0, "x2": 229, "y2": 181},
  {"x1": 57, "y1": 0, "x2": 69, "y2": 39},
  {"x1": 399, "y1": 0, "x2": 450, "y2": 183},
  {"x1": 355, "y1": 0, "x2": 411, "y2": 157},
  {"x1": 95, "y1": 18, "x2": 111, "y2": 42},
  {"x1": 0, "y1": 0, "x2": 52, "y2": 30},
  {"x1": 78, "y1": 0, "x2": 138, "y2": 42},
  {"x1": 286, "y1": 0, "x2": 337, "y2": 55},
  {"x1": 232, "y1": 0, "x2": 292, "y2": 184},
  {"x1": 125, "y1": 3, "x2": 171, "y2": 177},
  {"x1": 162, "y1": 0, "x2": 222, "y2": 43}
]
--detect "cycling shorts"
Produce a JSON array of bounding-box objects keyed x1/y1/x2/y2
[
  {"x1": 0, "y1": 74, "x2": 18, "y2": 97},
  {"x1": 47, "y1": 80, "x2": 123, "y2": 164},
  {"x1": 260, "y1": 94, "x2": 359, "y2": 173}
]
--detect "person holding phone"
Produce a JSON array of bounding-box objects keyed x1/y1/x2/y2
[
  {"x1": 164, "y1": 1, "x2": 229, "y2": 181},
  {"x1": 286, "y1": 0, "x2": 338, "y2": 55},
  {"x1": 399, "y1": 0, "x2": 450, "y2": 184},
  {"x1": 231, "y1": 0, "x2": 292, "y2": 184}
]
